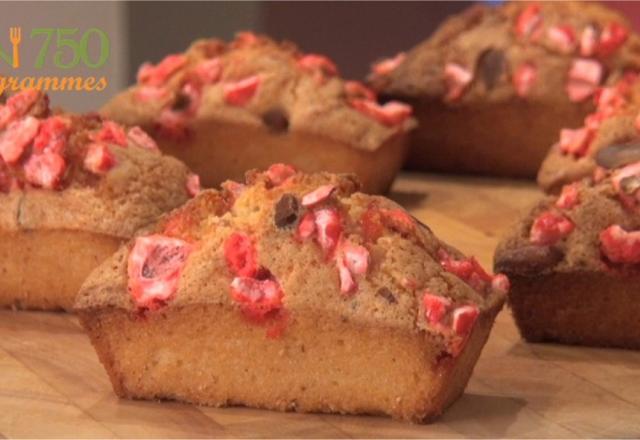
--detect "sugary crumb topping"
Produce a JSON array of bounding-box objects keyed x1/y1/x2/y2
[
  {"x1": 421, "y1": 291, "x2": 479, "y2": 357},
  {"x1": 127, "y1": 235, "x2": 193, "y2": 309},
  {"x1": 561, "y1": 73, "x2": 637, "y2": 159},
  {"x1": 538, "y1": 73, "x2": 640, "y2": 192},
  {"x1": 538, "y1": 73, "x2": 640, "y2": 193},
  {"x1": 122, "y1": 164, "x2": 507, "y2": 356}
]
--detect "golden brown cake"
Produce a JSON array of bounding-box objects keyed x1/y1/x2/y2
[
  {"x1": 101, "y1": 33, "x2": 414, "y2": 194},
  {"x1": 369, "y1": 1, "x2": 640, "y2": 178},
  {"x1": 0, "y1": 90, "x2": 195, "y2": 311},
  {"x1": 538, "y1": 73, "x2": 640, "y2": 193},
  {"x1": 75, "y1": 165, "x2": 508, "y2": 422},
  {"x1": 495, "y1": 163, "x2": 640, "y2": 349}
]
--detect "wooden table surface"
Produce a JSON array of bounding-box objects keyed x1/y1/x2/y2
[{"x1": 1, "y1": 173, "x2": 639, "y2": 439}]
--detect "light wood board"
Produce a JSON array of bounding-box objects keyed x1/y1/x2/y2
[{"x1": 1, "y1": 173, "x2": 639, "y2": 438}]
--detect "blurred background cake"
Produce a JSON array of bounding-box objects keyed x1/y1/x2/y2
[
  {"x1": 369, "y1": 1, "x2": 640, "y2": 178},
  {"x1": 101, "y1": 34, "x2": 414, "y2": 194}
]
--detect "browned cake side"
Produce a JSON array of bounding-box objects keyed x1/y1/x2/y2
[
  {"x1": 405, "y1": 99, "x2": 587, "y2": 177},
  {"x1": 506, "y1": 272, "x2": 640, "y2": 348},
  {"x1": 0, "y1": 91, "x2": 194, "y2": 311},
  {"x1": 0, "y1": 230, "x2": 121, "y2": 310},
  {"x1": 370, "y1": 1, "x2": 640, "y2": 178},
  {"x1": 495, "y1": 161, "x2": 640, "y2": 349},
  {"x1": 101, "y1": 33, "x2": 414, "y2": 194},
  {"x1": 76, "y1": 167, "x2": 508, "y2": 422},
  {"x1": 80, "y1": 302, "x2": 501, "y2": 422},
  {"x1": 150, "y1": 120, "x2": 407, "y2": 198}
]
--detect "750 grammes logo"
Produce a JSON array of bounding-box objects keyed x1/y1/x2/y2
[{"x1": 0, "y1": 27, "x2": 110, "y2": 94}]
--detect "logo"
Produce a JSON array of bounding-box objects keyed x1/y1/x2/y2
[
  {"x1": 6, "y1": 26, "x2": 21, "y2": 68},
  {"x1": 0, "y1": 27, "x2": 110, "y2": 95}
]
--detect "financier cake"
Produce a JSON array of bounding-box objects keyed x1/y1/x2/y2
[
  {"x1": 0, "y1": 89, "x2": 196, "y2": 311},
  {"x1": 369, "y1": 1, "x2": 640, "y2": 177},
  {"x1": 101, "y1": 32, "x2": 414, "y2": 194},
  {"x1": 495, "y1": 163, "x2": 640, "y2": 349},
  {"x1": 75, "y1": 165, "x2": 508, "y2": 422},
  {"x1": 538, "y1": 73, "x2": 640, "y2": 193}
]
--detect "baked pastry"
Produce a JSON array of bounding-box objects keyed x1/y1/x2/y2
[
  {"x1": 538, "y1": 73, "x2": 640, "y2": 193},
  {"x1": 75, "y1": 165, "x2": 508, "y2": 422},
  {"x1": 0, "y1": 89, "x2": 196, "y2": 311},
  {"x1": 101, "y1": 33, "x2": 414, "y2": 194},
  {"x1": 369, "y1": 1, "x2": 640, "y2": 178},
  {"x1": 495, "y1": 163, "x2": 640, "y2": 349}
]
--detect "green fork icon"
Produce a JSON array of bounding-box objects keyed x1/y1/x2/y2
[{"x1": 9, "y1": 27, "x2": 21, "y2": 68}]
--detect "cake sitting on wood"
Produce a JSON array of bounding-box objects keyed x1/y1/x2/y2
[
  {"x1": 496, "y1": 161, "x2": 640, "y2": 349},
  {"x1": 75, "y1": 165, "x2": 508, "y2": 422}
]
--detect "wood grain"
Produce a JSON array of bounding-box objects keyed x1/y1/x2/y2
[{"x1": 1, "y1": 173, "x2": 639, "y2": 438}]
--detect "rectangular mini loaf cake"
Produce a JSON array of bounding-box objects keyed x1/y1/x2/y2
[
  {"x1": 495, "y1": 161, "x2": 640, "y2": 349},
  {"x1": 0, "y1": 90, "x2": 194, "y2": 310},
  {"x1": 369, "y1": 1, "x2": 640, "y2": 178},
  {"x1": 75, "y1": 165, "x2": 508, "y2": 422},
  {"x1": 101, "y1": 32, "x2": 414, "y2": 194}
]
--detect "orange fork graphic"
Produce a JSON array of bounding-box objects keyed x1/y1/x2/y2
[{"x1": 9, "y1": 27, "x2": 21, "y2": 68}]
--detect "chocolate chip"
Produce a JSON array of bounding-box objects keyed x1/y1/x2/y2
[
  {"x1": 172, "y1": 93, "x2": 191, "y2": 112},
  {"x1": 28, "y1": 93, "x2": 50, "y2": 118},
  {"x1": 595, "y1": 142, "x2": 640, "y2": 169},
  {"x1": 376, "y1": 287, "x2": 397, "y2": 304},
  {"x1": 262, "y1": 108, "x2": 289, "y2": 133},
  {"x1": 274, "y1": 194, "x2": 299, "y2": 228},
  {"x1": 477, "y1": 48, "x2": 505, "y2": 90},
  {"x1": 494, "y1": 245, "x2": 564, "y2": 276}
]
